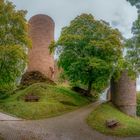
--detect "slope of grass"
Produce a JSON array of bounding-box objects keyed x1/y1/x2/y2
[
  {"x1": 0, "y1": 83, "x2": 90, "y2": 120},
  {"x1": 137, "y1": 92, "x2": 140, "y2": 116},
  {"x1": 0, "y1": 135, "x2": 3, "y2": 140},
  {"x1": 87, "y1": 102, "x2": 140, "y2": 137}
]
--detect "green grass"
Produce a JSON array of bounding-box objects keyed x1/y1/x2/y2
[
  {"x1": 0, "y1": 83, "x2": 90, "y2": 120},
  {"x1": 0, "y1": 135, "x2": 3, "y2": 140},
  {"x1": 137, "y1": 92, "x2": 140, "y2": 116},
  {"x1": 0, "y1": 132, "x2": 3, "y2": 140},
  {"x1": 87, "y1": 102, "x2": 140, "y2": 137}
]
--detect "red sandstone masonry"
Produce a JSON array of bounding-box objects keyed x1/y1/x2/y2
[
  {"x1": 111, "y1": 71, "x2": 136, "y2": 117},
  {"x1": 27, "y1": 14, "x2": 55, "y2": 80}
]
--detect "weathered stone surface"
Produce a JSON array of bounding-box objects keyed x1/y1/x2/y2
[
  {"x1": 21, "y1": 71, "x2": 56, "y2": 86},
  {"x1": 111, "y1": 71, "x2": 136, "y2": 117},
  {"x1": 27, "y1": 14, "x2": 55, "y2": 80},
  {"x1": 107, "y1": 88, "x2": 111, "y2": 101},
  {"x1": 54, "y1": 60, "x2": 61, "y2": 82}
]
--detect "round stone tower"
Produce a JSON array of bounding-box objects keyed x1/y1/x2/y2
[
  {"x1": 111, "y1": 71, "x2": 136, "y2": 117},
  {"x1": 27, "y1": 14, "x2": 55, "y2": 80}
]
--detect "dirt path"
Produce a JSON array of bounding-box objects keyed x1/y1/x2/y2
[
  {"x1": 0, "y1": 102, "x2": 140, "y2": 140},
  {"x1": 0, "y1": 113, "x2": 22, "y2": 121}
]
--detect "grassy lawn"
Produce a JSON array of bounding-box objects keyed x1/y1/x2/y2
[
  {"x1": 87, "y1": 102, "x2": 140, "y2": 137},
  {"x1": 0, "y1": 135, "x2": 3, "y2": 140},
  {"x1": 137, "y1": 92, "x2": 140, "y2": 116},
  {"x1": 0, "y1": 83, "x2": 90, "y2": 120}
]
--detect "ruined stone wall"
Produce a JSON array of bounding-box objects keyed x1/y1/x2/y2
[
  {"x1": 54, "y1": 60, "x2": 60, "y2": 82},
  {"x1": 27, "y1": 14, "x2": 55, "y2": 80},
  {"x1": 111, "y1": 71, "x2": 136, "y2": 116}
]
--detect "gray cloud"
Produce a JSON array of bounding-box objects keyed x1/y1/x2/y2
[
  {"x1": 10, "y1": 0, "x2": 137, "y2": 39},
  {"x1": 9, "y1": 0, "x2": 140, "y2": 90}
]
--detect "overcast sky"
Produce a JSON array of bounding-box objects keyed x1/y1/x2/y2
[
  {"x1": 9, "y1": 0, "x2": 140, "y2": 90},
  {"x1": 10, "y1": 0, "x2": 137, "y2": 40}
]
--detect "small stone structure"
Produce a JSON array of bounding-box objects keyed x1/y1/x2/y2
[
  {"x1": 21, "y1": 71, "x2": 56, "y2": 86},
  {"x1": 27, "y1": 14, "x2": 55, "y2": 80},
  {"x1": 54, "y1": 60, "x2": 60, "y2": 82},
  {"x1": 107, "y1": 88, "x2": 111, "y2": 101},
  {"x1": 106, "y1": 119, "x2": 119, "y2": 128},
  {"x1": 111, "y1": 71, "x2": 136, "y2": 117},
  {"x1": 24, "y1": 95, "x2": 40, "y2": 102}
]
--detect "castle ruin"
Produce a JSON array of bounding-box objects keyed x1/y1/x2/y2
[
  {"x1": 111, "y1": 71, "x2": 136, "y2": 117},
  {"x1": 27, "y1": 14, "x2": 55, "y2": 80},
  {"x1": 25, "y1": 14, "x2": 137, "y2": 117}
]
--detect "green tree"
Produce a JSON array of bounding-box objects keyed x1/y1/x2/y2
[
  {"x1": 125, "y1": 24, "x2": 140, "y2": 76},
  {"x1": 125, "y1": 0, "x2": 140, "y2": 77},
  {"x1": 52, "y1": 14, "x2": 123, "y2": 94},
  {"x1": 126, "y1": 0, "x2": 139, "y2": 6},
  {"x1": 126, "y1": 0, "x2": 140, "y2": 13},
  {"x1": 108, "y1": 0, "x2": 138, "y2": 116},
  {"x1": 0, "y1": 0, "x2": 31, "y2": 92}
]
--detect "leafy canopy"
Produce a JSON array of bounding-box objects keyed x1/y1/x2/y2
[
  {"x1": 53, "y1": 14, "x2": 123, "y2": 93},
  {"x1": 126, "y1": 0, "x2": 140, "y2": 6},
  {"x1": 127, "y1": 0, "x2": 140, "y2": 13},
  {"x1": 125, "y1": 0, "x2": 140, "y2": 77},
  {"x1": 0, "y1": 0, "x2": 31, "y2": 91}
]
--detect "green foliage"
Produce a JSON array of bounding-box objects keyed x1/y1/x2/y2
[
  {"x1": 126, "y1": 0, "x2": 140, "y2": 12},
  {"x1": 124, "y1": 0, "x2": 140, "y2": 78},
  {"x1": 87, "y1": 102, "x2": 140, "y2": 137},
  {"x1": 0, "y1": 0, "x2": 31, "y2": 91},
  {"x1": 126, "y1": 0, "x2": 140, "y2": 6},
  {"x1": 0, "y1": 83, "x2": 90, "y2": 119},
  {"x1": 54, "y1": 14, "x2": 123, "y2": 93},
  {"x1": 137, "y1": 93, "x2": 140, "y2": 116},
  {"x1": 125, "y1": 15, "x2": 140, "y2": 77}
]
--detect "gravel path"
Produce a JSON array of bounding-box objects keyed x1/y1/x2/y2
[
  {"x1": 0, "y1": 113, "x2": 22, "y2": 121},
  {"x1": 0, "y1": 102, "x2": 140, "y2": 140}
]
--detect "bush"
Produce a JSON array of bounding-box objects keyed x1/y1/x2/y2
[
  {"x1": 0, "y1": 83, "x2": 16, "y2": 100},
  {"x1": 72, "y1": 86, "x2": 99, "y2": 102},
  {"x1": 72, "y1": 86, "x2": 89, "y2": 96}
]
